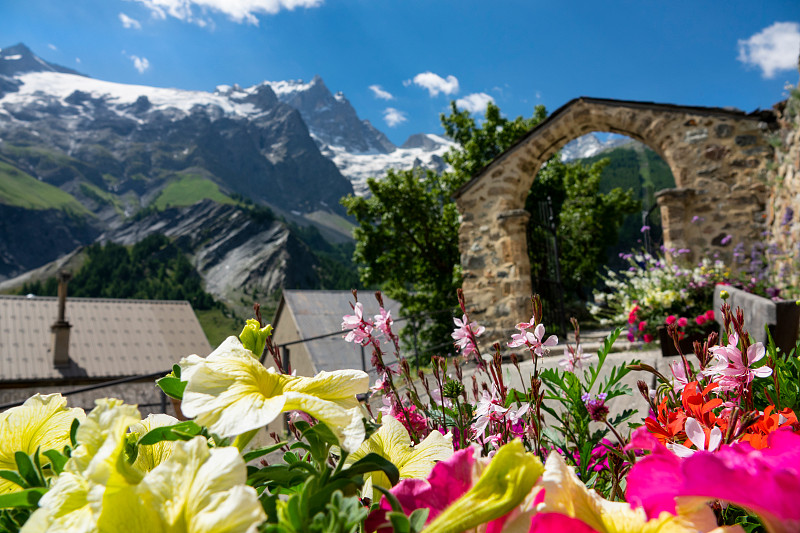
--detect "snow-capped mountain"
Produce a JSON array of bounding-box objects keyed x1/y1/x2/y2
[
  {"x1": 260, "y1": 76, "x2": 453, "y2": 195},
  {"x1": 319, "y1": 133, "x2": 453, "y2": 195},
  {"x1": 560, "y1": 133, "x2": 632, "y2": 161},
  {"x1": 0, "y1": 43, "x2": 353, "y2": 219}
]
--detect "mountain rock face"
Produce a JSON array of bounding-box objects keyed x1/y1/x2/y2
[
  {"x1": 0, "y1": 43, "x2": 83, "y2": 77},
  {"x1": 264, "y1": 77, "x2": 454, "y2": 195},
  {"x1": 266, "y1": 76, "x2": 396, "y2": 155},
  {"x1": 105, "y1": 200, "x2": 324, "y2": 312}
]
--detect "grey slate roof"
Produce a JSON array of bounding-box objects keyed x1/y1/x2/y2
[
  {"x1": 274, "y1": 290, "x2": 403, "y2": 374},
  {"x1": 0, "y1": 295, "x2": 211, "y2": 383}
]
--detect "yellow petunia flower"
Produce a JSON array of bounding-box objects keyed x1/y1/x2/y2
[
  {"x1": 0, "y1": 393, "x2": 85, "y2": 494},
  {"x1": 129, "y1": 413, "x2": 180, "y2": 473},
  {"x1": 179, "y1": 336, "x2": 369, "y2": 451},
  {"x1": 22, "y1": 398, "x2": 142, "y2": 533},
  {"x1": 422, "y1": 439, "x2": 543, "y2": 533},
  {"x1": 346, "y1": 415, "x2": 453, "y2": 499},
  {"x1": 497, "y1": 452, "x2": 743, "y2": 533}
]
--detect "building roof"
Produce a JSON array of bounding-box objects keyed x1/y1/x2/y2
[
  {"x1": 0, "y1": 295, "x2": 211, "y2": 383},
  {"x1": 273, "y1": 290, "x2": 403, "y2": 374}
]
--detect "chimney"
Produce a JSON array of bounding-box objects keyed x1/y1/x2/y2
[{"x1": 51, "y1": 271, "x2": 72, "y2": 367}]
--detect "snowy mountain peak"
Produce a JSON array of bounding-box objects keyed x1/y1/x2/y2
[
  {"x1": 560, "y1": 133, "x2": 632, "y2": 161},
  {"x1": 0, "y1": 43, "x2": 83, "y2": 77}
]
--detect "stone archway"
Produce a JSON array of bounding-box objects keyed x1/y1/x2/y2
[{"x1": 452, "y1": 97, "x2": 776, "y2": 345}]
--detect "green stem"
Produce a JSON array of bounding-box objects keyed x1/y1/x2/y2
[{"x1": 233, "y1": 428, "x2": 259, "y2": 453}]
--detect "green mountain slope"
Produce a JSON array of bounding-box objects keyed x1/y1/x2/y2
[
  {"x1": 579, "y1": 142, "x2": 675, "y2": 265},
  {"x1": 0, "y1": 159, "x2": 90, "y2": 215}
]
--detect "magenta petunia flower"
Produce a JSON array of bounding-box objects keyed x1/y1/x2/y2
[
  {"x1": 626, "y1": 428, "x2": 800, "y2": 533},
  {"x1": 365, "y1": 447, "x2": 476, "y2": 532}
]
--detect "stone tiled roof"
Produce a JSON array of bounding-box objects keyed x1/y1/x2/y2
[
  {"x1": 0, "y1": 295, "x2": 211, "y2": 383},
  {"x1": 274, "y1": 290, "x2": 403, "y2": 374}
]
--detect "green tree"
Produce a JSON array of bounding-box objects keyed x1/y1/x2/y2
[
  {"x1": 341, "y1": 168, "x2": 460, "y2": 351},
  {"x1": 341, "y1": 102, "x2": 549, "y2": 352}
]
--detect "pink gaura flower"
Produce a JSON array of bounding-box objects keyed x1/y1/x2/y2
[
  {"x1": 452, "y1": 314, "x2": 484, "y2": 357},
  {"x1": 669, "y1": 360, "x2": 690, "y2": 393},
  {"x1": 342, "y1": 302, "x2": 374, "y2": 345},
  {"x1": 373, "y1": 307, "x2": 394, "y2": 339},
  {"x1": 508, "y1": 324, "x2": 558, "y2": 357},
  {"x1": 559, "y1": 344, "x2": 591, "y2": 373},
  {"x1": 626, "y1": 427, "x2": 800, "y2": 533},
  {"x1": 473, "y1": 387, "x2": 508, "y2": 438},
  {"x1": 704, "y1": 333, "x2": 772, "y2": 391}
]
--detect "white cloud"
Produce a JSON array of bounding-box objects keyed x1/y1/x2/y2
[
  {"x1": 411, "y1": 71, "x2": 459, "y2": 97},
  {"x1": 130, "y1": 55, "x2": 150, "y2": 73},
  {"x1": 737, "y1": 22, "x2": 800, "y2": 78},
  {"x1": 119, "y1": 12, "x2": 143, "y2": 29},
  {"x1": 369, "y1": 84, "x2": 394, "y2": 100},
  {"x1": 383, "y1": 107, "x2": 407, "y2": 127},
  {"x1": 455, "y1": 92, "x2": 494, "y2": 114},
  {"x1": 48, "y1": 43, "x2": 58, "y2": 51},
  {"x1": 128, "y1": 0, "x2": 324, "y2": 26},
  {"x1": 75, "y1": 57, "x2": 81, "y2": 64}
]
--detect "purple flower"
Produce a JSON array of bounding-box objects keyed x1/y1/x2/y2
[
  {"x1": 720, "y1": 234, "x2": 732, "y2": 246},
  {"x1": 640, "y1": 225, "x2": 651, "y2": 233},
  {"x1": 781, "y1": 207, "x2": 794, "y2": 226},
  {"x1": 583, "y1": 393, "x2": 609, "y2": 422},
  {"x1": 691, "y1": 215, "x2": 704, "y2": 223}
]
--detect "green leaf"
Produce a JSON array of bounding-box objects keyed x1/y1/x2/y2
[
  {"x1": 42, "y1": 450, "x2": 68, "y2": 475},
  {"x1": 0, "y1": 471, "x2": 28, "y2": 490},
  {"x1": 0, "y1": 487, "x2": 46, "y2": 509},
  {"x1": 336, "y1": 453, "x2": 400, "y2": 486},
  {"x1": 408, "y1": 508, "x2": 430, "y2": 532},
  {"x1": 504, "y1": 388, "x2": 528, "y2": 408},
  {"x1": 156, "y1": 376, "x2": 186, "y2": 400},
  {"x1": 242, "y1": 442, "x2": 288, "y2": 463},
  {"x1": 14, "y1": 453, "x2": 41, "y2": 488},
  {"x1": 388, "y1": 512, "x2": 411, "y2": 533},
  {"x1": 69, "y1": 418, "x2": 80, "y2": 448},
  {"x1": 138, "y1": 421, "x2": 202, "y2": 446}
]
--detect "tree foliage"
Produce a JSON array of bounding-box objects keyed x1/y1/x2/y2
[
  {"x1": 527, "y1": 158, "x2": 639, "y2": 303},
  {"x1": 19, "y1": 234, "x2": 217, "y2": 310}
]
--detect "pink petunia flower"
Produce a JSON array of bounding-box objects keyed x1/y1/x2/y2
[
  {"x1": 696, "y1": 315, "x2": 707, "y2": 326},
  {"x1": 666, "y1": 315, "x2": 677, "y2": 325},
  {"x1": 638, "y1": 320, "x2": 648, "y2": 332},
  {"x1": 705, "y1": 310, "x2": 715, "y2": 321},
  {"x1": 677, "y1": 317, "x2": 688, "y2": 328}
]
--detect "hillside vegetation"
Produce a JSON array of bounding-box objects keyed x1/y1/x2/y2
[
  {"x1": 580, "y1": 143, "x2": 675, "y2": 266},
  {"x1": 0, "y1": 159, "x2": 90, "y2": 215}
]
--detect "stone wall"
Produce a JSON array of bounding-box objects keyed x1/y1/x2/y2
[
  {"x1": 766, "y1": 91, "x2": 800, "y2": 297},
  {"x1": 454, "y1": 97, "x2": 776, "y2": 346}
]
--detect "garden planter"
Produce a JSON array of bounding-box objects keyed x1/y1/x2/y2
[
  {"x1": 657, "y1": 325, "x2": 717, "y2": 357},
  {"x1": 713, "y1": 285, "x2": 800, "y2": 356}
]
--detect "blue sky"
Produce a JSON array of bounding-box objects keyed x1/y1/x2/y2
[{"x1": 1, "y1": 0, "x2": 799, "y2": 145}]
